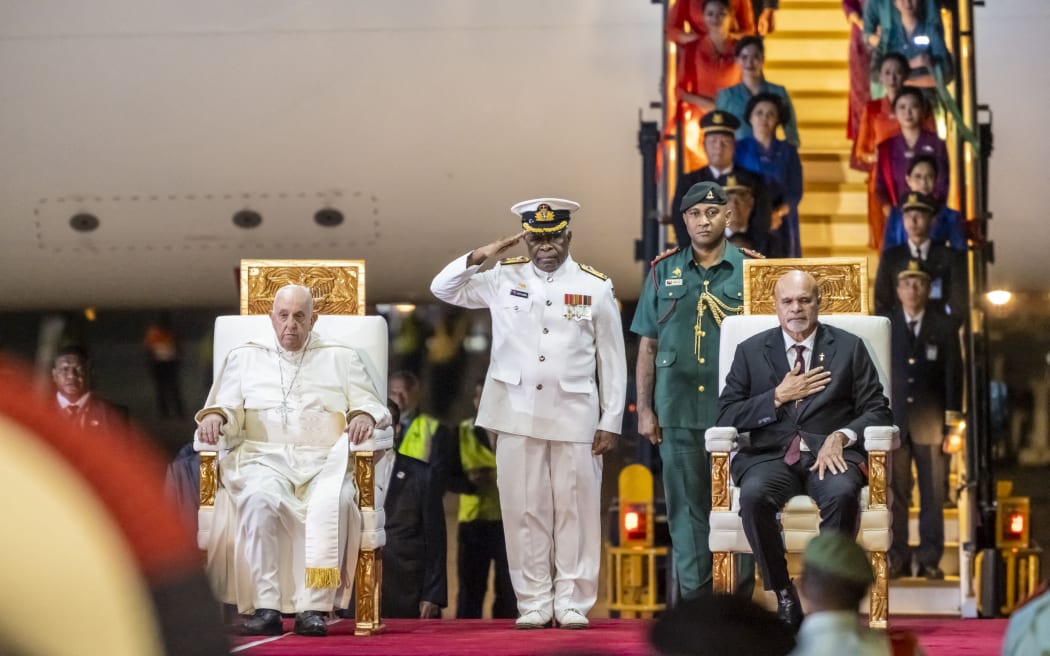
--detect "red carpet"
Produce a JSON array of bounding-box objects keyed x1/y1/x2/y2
[
  {"x1": 231, "y1": 617, "x2": 1009, "y2": 656},
  {"x1": 232, "y1": 619, "x2": 650, "y2": 655},
  {"x1": 895, "y1": 617, "x2": 1009, "y2": 656}
]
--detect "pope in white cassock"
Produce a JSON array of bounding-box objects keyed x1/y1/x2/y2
[
  {"x1": 431, "y1": 198, "x2": 627, "y2": 630},
  {"x1": 195, "y1": 284, "x2": 390, "y2": 638}
]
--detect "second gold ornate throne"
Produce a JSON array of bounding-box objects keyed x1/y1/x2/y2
[{"x1": 704, "y1": 258, "x2": 899, "y2": 629}]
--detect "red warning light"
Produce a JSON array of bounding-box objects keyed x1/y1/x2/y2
[
  {"x1": 622, "y1": 504, "x2": 648, "y2": 543},
  {"x1": 1008, "y1": 513, "x2": 1025, "y2": 539},
  {"x1": 997, "y1": 497, "x2": 1030, "y2": 548},
  {"x1": 625, "y1": 511, "x2": 640, "y2": 532}
]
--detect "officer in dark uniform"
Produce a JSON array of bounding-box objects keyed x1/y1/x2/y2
[
  {"x1": 874, "y1": 192, "x2": 967, "y2": 319},
  {"x1": 632, "y1": 181, "x2": 760, "y2": 600},
  {"x1": 888, "y1": 265, "x2": 963, "y2": 580},
  {"x1": 670, "y1": 110, "x2": 780, "y2": 256}
]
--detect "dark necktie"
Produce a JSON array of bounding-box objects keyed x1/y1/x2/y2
[
  {"x1": 65, "y1": 405, "x2": 79, "y2": 419},
  {"x1": 784, "y1": 345, "x2": 806, "y2": 465},
  {"x1": 907, "y1": 319, "x2": 918, "y2": 345}
]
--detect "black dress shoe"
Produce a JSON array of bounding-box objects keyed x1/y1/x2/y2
[
  {"x1": 888, "y1": 559, "x2": 908, "y2": 579},
  {"x1": 921, "y1": 564, "x2": 945, "y2": 580},
  {"x1": 240, "y1": 609, "x2": 282, "y2": 636},
  {"x1": 775, "y1": 584, "x2": 804, "y2": 633},
  {"x1": 294, "y1": 611, "x2": 328, "y2": 637}
]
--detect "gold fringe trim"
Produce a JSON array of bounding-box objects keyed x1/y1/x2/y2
[{"x1": 305, "y1": 567, "x2": 341, "y2": 589}]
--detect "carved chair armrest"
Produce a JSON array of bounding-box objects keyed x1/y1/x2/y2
[
  {"x1": 705, "y1": 427, "x2": 740, "y2": 454},
  {"x1": 862, "y1": 426, "x2": 899, "y2": 511},
  {"x1": 862, "y1": 425, "x2": 900, "y2": 453},
  {"x1": 193, "y1": 433, "x2": 238, "y2": 452},
  {"x1": 350, "y1": 426, "x2": 394, "y2": 453}
]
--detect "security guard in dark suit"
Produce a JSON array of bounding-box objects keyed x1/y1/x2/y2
[
  {"x1": 888, "y1": 265, "x2": 963, "y2": 580},
  {"x1": 380, "y1": 401, "x2": 448, "y2": 618}
]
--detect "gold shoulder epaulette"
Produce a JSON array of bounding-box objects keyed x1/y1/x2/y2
[
  {"x1": 741, "y1": 248, "x2": 766, "y2": 259},
  {"x1": 650, "y1": 247, "x2": 680, "y2": 267},
  {"x1": 499, "y1": 256, "x2": 530, "y2": 265},
  {"x1": 578, "y1": 263, "x2": 608, "y2": 280}
]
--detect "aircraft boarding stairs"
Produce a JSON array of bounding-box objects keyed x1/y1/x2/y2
[{"x1": 766, "y1": 0, "x2": 965, "y2": 616}]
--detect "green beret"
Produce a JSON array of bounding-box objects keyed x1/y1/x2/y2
[
  {"x1": 681, "y1": 181, "x2": 728, "y2": 212},
  {"x1": 803, "y1": 532, "x2": 874, "y2": 585}
]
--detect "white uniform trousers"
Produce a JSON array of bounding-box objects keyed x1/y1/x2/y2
[{"x1": 495, "y1": 434, "x2": 602, "y2": 617}]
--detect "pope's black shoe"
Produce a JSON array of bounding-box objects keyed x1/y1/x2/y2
[
  {"x1": 294, "y1": 611, "x2": 328, "y2": 637},
  {"x1": 775, "y1": 584, "x2": 804, "y2": 633},
  {"x1": 239, "y1": 609, "x2": 282, "y2": 636}
]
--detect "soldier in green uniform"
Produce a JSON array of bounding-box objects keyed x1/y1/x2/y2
[{"x1": 631, "y1": 180, "x2": 759, "y2": 600}]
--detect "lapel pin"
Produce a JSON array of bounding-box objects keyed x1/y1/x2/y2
[{"x1": 818, "y1": 353, "x2": 825, "y2": 363}]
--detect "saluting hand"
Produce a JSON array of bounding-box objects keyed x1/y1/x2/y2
[
  {"x1": 198, "y1": 413, "x2": 225, "y2": 445},
  {"x1": 592, "y1": 430, "x2": 618, "y2": 455},
  {"x1": 467, "y1": 231, "x2": 527, "y2": 266},
  {"x1": 346, "y1": 413, "x2": 376, "y2": 445},
  {"x1": 774, "y1": 364, "x2": 831, "y2": 408}
]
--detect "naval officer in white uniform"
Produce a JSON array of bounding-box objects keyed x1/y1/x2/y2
[{"x1": 431, "y1": 198, "x2": 627, "y2": 630}]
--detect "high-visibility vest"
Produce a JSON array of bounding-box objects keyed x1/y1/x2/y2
[
  {"x1": 457, "y1": 418, "x2": 502, "y2": 523},
  {"x1": 398, "y1": 414, "x2": 440, "y2": 462}
]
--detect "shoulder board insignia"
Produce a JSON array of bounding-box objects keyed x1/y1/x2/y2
[
  {"x1": 741, "y1": 248, "x2": 766, "y2": 259},
  {"x1": 650, "y1": 247, "x2": 680, "y2": 267},
  {"x1": 578, "y1": 263, "x2": 608, "y2": 280},
  {"x1": 499, "y1": 256, "x2": 530, "y2": 265}
]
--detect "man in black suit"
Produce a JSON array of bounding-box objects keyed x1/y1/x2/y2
[
  {"x1": 52, "y1": 345, "x2": 127, "y2": 432},
  {"x1": 888, "y1": 267, "x2": 963, "y2": 580},
  {"x1": 670, "y1": 110, "x2": 781, "y2": 256},
  {"x1": 717, "y1": 271, "x2": 893, "y2": 631},
  {"x1": 874, "y1": 192, "x2": 967, "y2": 319},
  {"x1": 381, "y1": 399, "x2": 448, "y2": 619}
]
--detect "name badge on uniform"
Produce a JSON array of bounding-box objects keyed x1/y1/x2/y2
[
  {"x1": 664, "y1": 279, "x2": 684, "y2": 286},
  {"x1": 510, "y1": 289, "x2": 529, "y2": 299},
  {"x1": 930, "y1": 278, "x2": 943, "y2": 299},
  {"x1": 564, "y1": 293, "x2": 592, "y2": 320},
  {"x1": 926, "y1": 344, "x2": 938, "y2": 361}
]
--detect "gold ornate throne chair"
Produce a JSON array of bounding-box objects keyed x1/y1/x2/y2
[
  {"x1": 195, "y1": 260, "x2": 392, "y2": 636},
  {"x1": 704, "y1": 258, "x2": 899, "y2": 629}
]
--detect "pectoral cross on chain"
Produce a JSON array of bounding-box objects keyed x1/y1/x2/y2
[{"x1": 277, "y1": 401, "x2": 294, "y2": 427}]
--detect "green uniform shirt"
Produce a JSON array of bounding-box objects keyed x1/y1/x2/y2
[{"x1": 630, "y1": 242, "x2": 747, "y2": 429}]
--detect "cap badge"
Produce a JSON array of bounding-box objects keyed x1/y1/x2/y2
[
  {"x1": 908, "y1": 193, "x2": 918, "y2": 204},
  {"x1": 704, "y1": 189, "x2": 715, "y2": 201},
  {"x1": 713, "y1": 113, "x2": 723, "y2": 124},
  {"x1": 534, "y1": 204, "x2": 555, "y2": 223},
  {"x1": 907, "y1": 260, "x2": 921, "y2": 272}
]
